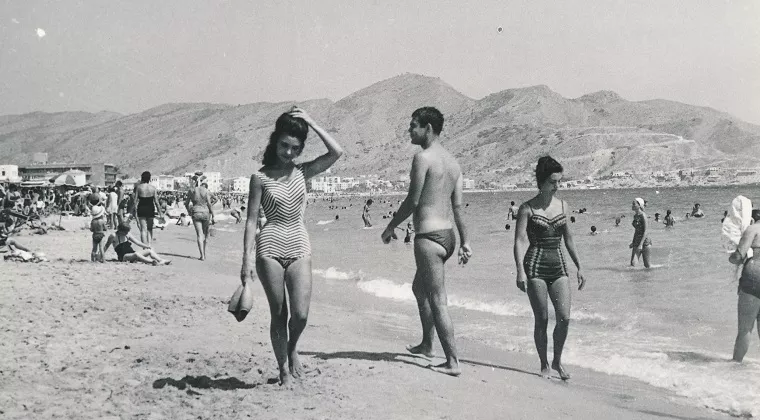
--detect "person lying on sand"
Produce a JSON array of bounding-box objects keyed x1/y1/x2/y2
[{"x1": 103, "y1": 222, "x2": 171, "y2": 265}]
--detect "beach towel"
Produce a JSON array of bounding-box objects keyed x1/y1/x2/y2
[
  {"x1": 722, "y1": 195, "x2": 752, "y2": 254},
  {"x1": 722, "y1": 195, "x2": 752, "y2": 282}
]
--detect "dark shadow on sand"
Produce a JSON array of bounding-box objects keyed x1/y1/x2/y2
[
  {"x1": 153, "y1": 375, "x2": 257, "y2": 392},
  {"x1": 301, "y1": 351, "x2": 540, "y2": 378},
  {"x1": 634, "y1": 409, "x2": 722, "y2": 420},
  {"x1": 160, "y1": 252, "x2": 198, "y2": 260},
  {"x1": 301, "y1": 350, "x2": 430, "y2": 369}
]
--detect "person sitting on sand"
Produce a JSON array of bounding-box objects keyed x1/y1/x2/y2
[
  {"x1": 90, "y1": 205, "x2": 107, "y2": 263},
  {"x1": 362, "y1": 199, "x2": 373, "y2": 227},
  {"x1": 103, "y1": 222, "x2": 171, "y2": 265},
  {"x1": 513, "y1": 156, "x2": 584, "y2": 381},
  {"x1": 0, "y1": 213, "x2": 34, "y2": 255},
  {"x1": 631, "y1": 198, "x2": 652, "y2": 268},
  {"x1": 176, "y1": 213, "x2": 191, "y2": 226},
  {"x1": 240, "y1": 106, "x2": 343, "y2": 386},
  {"x1": 382, "y1": 107, "x2": 473, "y2": 377},
  {"x1": 664, "y1": 209, "x2": 675, "y2": 227},
  {"x1": 691, "y1": 203, "x2": 705, "y2": 218}
]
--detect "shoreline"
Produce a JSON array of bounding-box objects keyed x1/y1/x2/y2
[{"x1": 0, "y1": 217, "x2": 730, "y2": 419}]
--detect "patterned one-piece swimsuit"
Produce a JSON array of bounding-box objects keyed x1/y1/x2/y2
[
  {"x1": 523, "y1": 203, "x2": 568, "y2": 284},
  {"x1": 255, "y1": 164, "x2": 311, "y2": 266}
]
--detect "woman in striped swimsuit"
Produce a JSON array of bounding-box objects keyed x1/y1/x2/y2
[
  {"x1": 240, "y1": 106, "x2": 343, "y2": 386},
  {"x1": 513, "y1": 156, "x2": 585, "y2": 380}
]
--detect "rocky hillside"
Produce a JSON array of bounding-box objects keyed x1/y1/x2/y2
[{"x1": 1, "y1": 73, "x2": 759, "y2": 183}]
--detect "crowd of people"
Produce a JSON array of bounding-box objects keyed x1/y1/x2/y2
[{"x1": 2, "y1": 104, "x2": 759, "y2": 391}]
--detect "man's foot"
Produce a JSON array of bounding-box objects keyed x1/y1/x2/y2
[
  {"x1": 289, "y1": 351, "x2": 304, "y2": 378},
  {"x1": 406, "y1": 343, "x2": 434, "y2": 358},
  {"x1": 429, "y1": 362, "x2": 461, "y2": 377},
  {"x1": 552, "y1": 361, "x2": 571, "y2": 380}
]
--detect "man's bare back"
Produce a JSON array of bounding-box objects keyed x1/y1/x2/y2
[{"x1": 413, "y1": 144, "x2": 461, "y2": 234}]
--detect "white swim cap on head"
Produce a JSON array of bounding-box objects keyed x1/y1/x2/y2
[{"x1": 634, "y1": 198, "x2": 645, "y2": 208}]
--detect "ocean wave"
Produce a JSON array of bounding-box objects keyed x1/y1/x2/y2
[{"x1": 314, "y1": 267, "x2": 611, "y2": 323}]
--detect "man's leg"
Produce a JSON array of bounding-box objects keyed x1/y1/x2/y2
[
  {"x1": 415, "y1": 238, "x2": 460, "y2": 376},
  {"x1": 406, "y1": 268, "x2": 435, "y2": 358}
]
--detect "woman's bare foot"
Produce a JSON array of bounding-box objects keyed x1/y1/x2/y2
[
  {"x1": 552, "y1": 361, "x2": 570, "y2": 380},
  {"x1": 429, "y1": 362, "x2": 461, "y2": 377},
  {"x1": 540, "y1": 363, "x2": 551, "y2": 379},
  {"x1": 279, "y1": 369, "x2": 292, "y2": 387},
  {"x1": 406, "y1": 343, "x2": 434, "y2": 358},
  {"x1": 289, "y1": 351, "x2": 304, "y2": 378}
]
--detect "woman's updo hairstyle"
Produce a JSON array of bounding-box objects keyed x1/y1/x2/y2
[
  {"x1": 262, "y1": 112, "x2": 309, "y2": 166},
  {"x1": 535, "y1": 155, "x2": 563, "y2": 189}
]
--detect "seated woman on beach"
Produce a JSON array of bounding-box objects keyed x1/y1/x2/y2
[
  {"x1": 0, "y1": 213, "x2": 33, "y2": 254},
  {"x1": 728, "y1": 201, "x2": 760, "y2": 363},
  {"x1": 513, "y1": 156, "x2": 585, "y2": 380},
  {"x1": 630, "y1": 198, "x2": 652, "y2": 268},
  {"x1": 103, "y1": 222, "x2": 171, "y2": 265},
  {"x1": 240, "y1": 106, "x2": 343, "y2": 385}
]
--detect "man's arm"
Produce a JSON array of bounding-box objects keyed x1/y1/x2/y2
[
  {"x1": 383, "y1": 154, "x2": 427, "y2": 239},
  {"x1": 451, "y1": 174, "x2": 472, "y2": 264}
]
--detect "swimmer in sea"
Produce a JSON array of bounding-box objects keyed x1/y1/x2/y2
[
  {"x1": 691, "y1": 203, "x2": 704, "y2": 218},
  {"x1": 507, "y1": 201, "x2": 519, "y2": 221},
  {"x1": 630, "y1": 198, "x2": 651, "y2": 268},
  {"x1": 654, "y1": 213, "x2": 660, "y2": 222},
  {"x1": 362, "y1": 199, "x2": 373, "y2": 227},
  {"x1": 589, "y1": 226, "x2": 598, "y2": 236},
  {"x1": 382, "y1": 107, "x2": 472, "y2": 377},
  {"x1": 664, "y1": 209, "x2": 675, "y2": 227}
]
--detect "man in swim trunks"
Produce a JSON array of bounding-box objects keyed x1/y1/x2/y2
[{"x1": 381, "y1": 107, "x2": 473, "y2": 377}]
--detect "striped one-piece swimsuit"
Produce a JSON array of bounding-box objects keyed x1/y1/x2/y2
[
  {"x1": 523, "y1": 203, "x2": 568, "y2": 283},
  {"x1": 255, "y1": 164, "x2": 311, "y2": 260}
]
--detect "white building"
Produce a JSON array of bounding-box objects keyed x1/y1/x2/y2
[
  {"x1": 204, "y1": 172, "x2": 221, "y2": 192},
  {"x1": 463, "y1": 178, "x2": 476, "y2": 189},
  {"x1": 310, "y1": 176, "x2": 342, "y2": 193},
  {"x1": 150, "y1": 174, "x2": 175, "y2": 191},
  {"x1": 233, "y1": 176, "x2": 249, "y2": 193},
  {"x1": 0, "y1": 164, "x2": 21, "y2": 182}
]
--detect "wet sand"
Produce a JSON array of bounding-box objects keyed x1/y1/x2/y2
[{"x1": 0, "y1": 215, "x2": 726, "y2": 419}]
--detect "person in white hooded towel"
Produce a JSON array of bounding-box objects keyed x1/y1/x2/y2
[{"x1": 725, "y1": 195, "x2": 760, "y2": 362}]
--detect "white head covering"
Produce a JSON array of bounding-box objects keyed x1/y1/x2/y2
[
  {"x1": 722, "y1": 195, "x2": 752, "y2": 253},
  {"x1": 634, "y1": 197, "x2": 645, "y2": 209}
]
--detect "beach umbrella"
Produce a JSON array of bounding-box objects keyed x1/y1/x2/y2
[{"x1": 52, "y1": 171, "x2": 86, "y2": 187}]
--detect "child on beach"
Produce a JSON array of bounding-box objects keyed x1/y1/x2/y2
[
  {"x1": 176, "y1": 213, "x2": 191, "y2": 226},
  {"x1": 90, "y1": 205, "x2": 107, "y2": 262}
]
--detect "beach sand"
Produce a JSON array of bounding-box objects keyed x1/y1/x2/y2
[{"x1": 0, "y1": 216, "x2": 727, "y2": 420}]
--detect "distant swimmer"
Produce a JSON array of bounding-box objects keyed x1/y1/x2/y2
[
  {"x1": 664, "y1": 210, "x2": 675, "y2": 227},
  {"x1": 514, "y1": 156, "x2": 584, "y2": 381},
  {"x1": 507, "y1": 201, "x2": 519, "y2": 220},
  {"x1": 654, "y1": 213, "x2": 660, "y2": 222},
  {"x1": 404, "y1": 221, "x2": 414, "y2": 243},
  {"x1": 630, "y1": 198, "x2": 651, "y2": 268},
  {"x1": 691, "y1": 203, "x2": 705, "y2": 218},
  {"x1": 589, "y1": 226, "x2": 598, "y2": 236},
  {"x1": 362, "y1": 199, "x2": 373, "y2": 227},
  {"x1": 381, "y1": 107, "x2": 472, "y2": 377},
  {"x1": 615, "y1": 216, "x2": 621, "y2": 227}
]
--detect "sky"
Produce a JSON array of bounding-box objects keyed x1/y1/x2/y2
[{"x1": 1, "y1": 0, "x2": 759, "y2": 123}]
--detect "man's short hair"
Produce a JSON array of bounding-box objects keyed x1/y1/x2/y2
[{"x1": 412, "y1": 107, "x2": 444, "y2": 135}]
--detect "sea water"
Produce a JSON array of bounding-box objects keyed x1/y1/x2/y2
[{"x1": 303, "y1": 186, "x2": 760, "y2": 418}]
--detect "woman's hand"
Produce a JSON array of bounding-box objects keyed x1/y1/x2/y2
[
  {"x1": 577, "y1": 269, "x2": 586, "y2": 290},
  {"x1": 516, "y1": 272, "x2": 527, "y2": 293},
  {"x1": 288, "y1": 106, "x2": 316, "y2": 126}
]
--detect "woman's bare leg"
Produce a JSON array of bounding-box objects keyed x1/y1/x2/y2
[
  {"x1": 547, "y1": 277, "x2": 572, "y2": 380},
  {"x1": 256, "y1": 257, "x2": 289, "y2": 385},
  {"x1": 192, "y1": 219, "x2": 205, "y2": 260},
  {"x1": 526, "y1": 278, "x2": 551, "y2": 378},
  {"x1": 733, "y1": 291, "x2": 760, "y2": 362},
  {"x1": 284, "y1": 257, "x2": 313, "y2": 379}
]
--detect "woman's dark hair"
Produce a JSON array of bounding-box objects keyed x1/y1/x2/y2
[
  {"x1": 752, "y1": 209, "x2": 760, "y2": 222},
  {"x1": 366, "y1": 199, "x2": 373, "y2": 205},
  {"x1": 141, "y1": 171, "x2": 151, "y2": 183},
  {"x1": 535, "y1": 156, "x2": 563, "y2": 188},
  {"x1": 117, "y1": 222, "x2": 131, "y2": 232},
  {"x1": 262, "y1": 112, "x2": 309, "y2": 166}
]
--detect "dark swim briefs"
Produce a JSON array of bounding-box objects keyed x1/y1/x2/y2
[
  {"x1": 740, "y1": 258, "x2": 760, "y2": 299},
  {"x1": 92, "y1": 232, "x2": 106, "y2": 242},
  {"x1": 415, "y1": 228, "x2": 456, "y2": 261}
]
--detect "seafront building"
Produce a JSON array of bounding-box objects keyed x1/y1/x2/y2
[
  {"x1": 0, "y1": 164, "x2": 21, "y2": 183},
  {"x1": 18, "y1": 162, "x2": 118, "y2": 187}
]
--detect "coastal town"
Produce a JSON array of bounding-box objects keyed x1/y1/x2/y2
[{"x1": 2, "y1": 152, "x2": 759, "y2": 193}]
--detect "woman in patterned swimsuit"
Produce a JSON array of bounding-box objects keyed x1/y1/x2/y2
[
  {"x1": 240, "y1": 106, "x2": 343, "y2": 385},
  {"x1": 513, "y1": 156, "x2": 585, "y2": 380}
]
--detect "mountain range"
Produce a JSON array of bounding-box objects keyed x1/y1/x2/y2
[{"x1": 2, "y1": 73, "x2": 759, "y2": 185}]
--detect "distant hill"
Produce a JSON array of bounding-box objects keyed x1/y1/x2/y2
[{"x1": 2, "y1": 73, "x2": 759, "y2": 184}]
